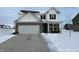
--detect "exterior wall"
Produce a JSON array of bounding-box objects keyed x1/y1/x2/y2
[
  {"x1": 72, "y1": 13, "x2": 79, "y2": 25},
  {"x1": 16, "y1": 8, "x2": 60, "y2": 23},
  {"x1": 34, "y1": 13, "x2": 40, "y2": 19},
  {"x1": 72, "y1": 14, "x2": 79, "y2": 31},
  {"x1": 46, "y1": 9, "x2": 59, "y2": 21},
  {"x1": 45, "y1": 8, "x2": 60, "y2": 33},
  {"x1": 18, "y1": 25, "x2": 40, "y2": 34},
  {"x1": 15, "y1": 8, "x2": 61, "y2": 34},
  {"x1": 17, "y1": 13, "x2": 39, "y2": 22},
  {"x1": 72, "y1": 25, "x2": 79, "y2": 31},
  {"x1": 73, "y1": 19, "x2": 79, "y2": 25}
]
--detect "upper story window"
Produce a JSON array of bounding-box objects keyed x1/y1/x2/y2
[
  {"x1": 40, "y1": 14, "x2": 46, "y2": 19},
  {"x1": 50, "y1": 14, "x2": 56, "y2": 19}
]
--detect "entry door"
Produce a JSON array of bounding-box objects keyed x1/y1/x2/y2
[{"x1": 42, "y1": 23, "x2": 48, "y2": 33}]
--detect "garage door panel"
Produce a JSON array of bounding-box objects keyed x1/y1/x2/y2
[{"x1": 18, "y1": 25, "x2": 40, "y2": 34}]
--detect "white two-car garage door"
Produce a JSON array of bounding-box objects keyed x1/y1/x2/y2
[{"x1": 18, "y1": 25, "x2": 40, "y2": 34}]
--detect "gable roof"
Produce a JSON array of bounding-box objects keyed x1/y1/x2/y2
[
  {"x1": 45, "y1": 7, "x2": 60, "y2": 14},
  {"x1": 15, "y1": 12, "x2": 42, "y2": 23},
  {"x1": 15, "y1": 13, "x2": 26, "y2": 22},
  {"x1": 15, "y1": 7, "x2": 60, "y2": 23},
  {"x1": 72, "y1": 13, "x2": 79, "y2": 21}
]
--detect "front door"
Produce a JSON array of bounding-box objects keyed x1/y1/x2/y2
[{"x1": 42, "y1": 23, "x2": 48, "y2": 33}]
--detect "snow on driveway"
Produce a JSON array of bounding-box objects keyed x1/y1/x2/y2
[
  {"x1": 0, "y1": 29, "x2": 15, "y2": 44},
  {"x1": 41, "y1": 29, "x2": 79, "y2": 52}
]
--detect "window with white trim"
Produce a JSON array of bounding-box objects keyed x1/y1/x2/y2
[
  {"x1": 50, "y1": 14, "x2": 56, "y2": 19},
  {"x1": 40, "y1": 14, "x2": 46, "y2": 19}
]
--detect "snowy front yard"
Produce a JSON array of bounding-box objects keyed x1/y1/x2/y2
[
  {"x1": 1, "y1": 28, "x2": 79, "y2": 52},
  {"x1": 0, "y1": 29, "x2": 15, "y2": 43},
  {"x1": 41, "y1": 29, "x2": 79, "y2": 52}
]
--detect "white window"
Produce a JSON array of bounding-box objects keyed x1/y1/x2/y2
[
  {"x1": 40, "y1": 14, "x2": 46, "y2": 19},
  {"x1": 50, "y1": 14, "x2": 56, "y2": 19}
]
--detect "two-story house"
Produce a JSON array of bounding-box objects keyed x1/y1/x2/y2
[{"x1": 15, "y1": 7, "x2": 63, "y2": 34}]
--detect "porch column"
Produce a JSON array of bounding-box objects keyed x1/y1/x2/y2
[{"x1": 48, "y1": 23, "x2": 50, "y2": 33}]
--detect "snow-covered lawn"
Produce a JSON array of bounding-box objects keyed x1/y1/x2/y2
[
  {"x1": 41, "y1": 29, "x2": 79, "y2": 52},
  {"x1": 0, "y1": 28, "x2": 15, "y2": 44},
  {"x1": 1, "y1": 28, "x2": 79, "y2": 52}
]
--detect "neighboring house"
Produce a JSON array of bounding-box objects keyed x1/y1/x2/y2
[
  {"x1": 0, "y1": 24, "x2": 12, "y2": 29},
  {"x1": 15, "y1": 7, "x2": 63, "y2": 34},
  {"x1": 72, "y1": 13, "x2": 79, "y2": 31},
  {"x1": 64, "y1": 24, "x2": 73, "y2": 30}
]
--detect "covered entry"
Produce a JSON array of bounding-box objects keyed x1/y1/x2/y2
[
  {"x1": 42, "y1": 23, "x2": 48, "y2": 33},
  {"x1": 41, "y1": 23, "x2": 62, "y2": 33},
  {"x1": 49, "y1": 24, "x2": 60, "y2": 33}
]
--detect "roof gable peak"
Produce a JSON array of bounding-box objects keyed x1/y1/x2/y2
[{"x1": 45, "y1": 7, "x2": 60, "y2": 14}]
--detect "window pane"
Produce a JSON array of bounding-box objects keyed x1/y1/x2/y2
[
  {"x1": 50, "y1": 14, "x2": 56, "y2": 19},
  {"x1": 40, "y1": 14, "x2": 46, "y2": 19}
]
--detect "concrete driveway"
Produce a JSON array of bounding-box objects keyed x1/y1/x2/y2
[{"x1": 0, "y1": 35, "x2": 48, "y2": 52}]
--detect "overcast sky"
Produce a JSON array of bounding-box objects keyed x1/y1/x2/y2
[{"x1": 0, "y1": 7, "x2": 79, "y2": 26}]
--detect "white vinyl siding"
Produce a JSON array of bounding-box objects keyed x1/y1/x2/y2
[
  {"x1": 46, "y1": 8, "x2": 59, "y2": 21},
  {"x1": 17, "y1": 13, "x2": 39, "y2": 22}
]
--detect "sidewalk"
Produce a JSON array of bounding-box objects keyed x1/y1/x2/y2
[{"x1": 0, "y1": 35, "x2": 48, "y2": 52}]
